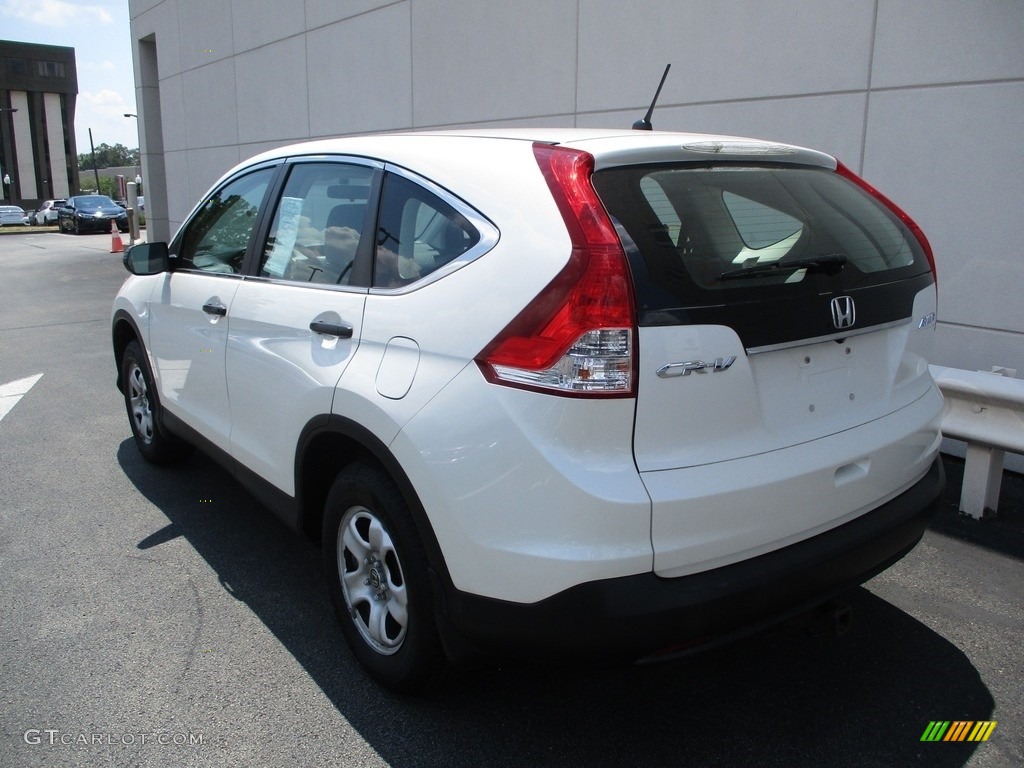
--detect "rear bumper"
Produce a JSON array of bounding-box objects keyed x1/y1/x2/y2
[{"x1": 437, "y1": 456, "x2": 944, "y2": 661}]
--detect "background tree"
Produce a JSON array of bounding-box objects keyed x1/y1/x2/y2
[
  {"x1": 77, "y1": 176, "x2": 121, "y2": 198},
  {"x1": 78, "y1": 143, "x2": 140, "y2": 170}
]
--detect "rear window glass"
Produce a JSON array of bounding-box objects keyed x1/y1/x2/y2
[{"x1": 594, "y1": 165, "x2": 929, "y2": 303}]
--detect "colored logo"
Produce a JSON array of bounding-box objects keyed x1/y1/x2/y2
[{"x1": 920, "y1": 721, "x2": 997, "y2": 742}]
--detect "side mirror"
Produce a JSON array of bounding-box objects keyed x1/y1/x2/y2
[{"x1": 123, "y1": 242, "x2": 169, "y2": 275}]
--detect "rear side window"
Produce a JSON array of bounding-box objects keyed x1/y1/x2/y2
[
  {"x1": 594, "y1": 165, "x2": 928, "y2": 301},
  {"x1": 373, "y1": 172, "x2": 480, "y2": 288}
]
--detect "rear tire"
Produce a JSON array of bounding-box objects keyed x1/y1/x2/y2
[
  {"x1": 323, "y1": 463, "x2": 447, "y2": 692},
  {"x1": 121, "y1": 340, "x2": 193, "y2": 464}
]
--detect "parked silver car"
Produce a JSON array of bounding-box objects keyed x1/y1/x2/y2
[{"x1": 0, "y1": 205, "x2": 30, "y2": 226}]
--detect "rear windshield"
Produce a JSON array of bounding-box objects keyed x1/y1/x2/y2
[{"x1": 593, "y1": 164, "x2": 931, "y2": 315}]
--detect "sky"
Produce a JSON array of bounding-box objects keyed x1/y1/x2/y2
[{"x1": 1, "y1": 0, "x2": 138, "y2": 152}]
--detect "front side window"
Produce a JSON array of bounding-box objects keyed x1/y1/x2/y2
[
  {"x1": 178, "y1": 168, "x2": 274, "y2": 274},
  {"x1": 373, "y1": 173, "x2": 480, "y2": 288},
  {"x1": 259, "y1": 162, "x2": 373, "y2": 285}
]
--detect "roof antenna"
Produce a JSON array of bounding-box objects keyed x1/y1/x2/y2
[{"x1": 632, "y1": 64, "x2": 672, "y2": 131}]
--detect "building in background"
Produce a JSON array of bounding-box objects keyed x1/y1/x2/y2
[
  {"x1": 127, "y1": 1, "x2": 1023, "y2": 384},
  {"x1": 0, "y1": 39, "x2": 79, "y2": 207}
]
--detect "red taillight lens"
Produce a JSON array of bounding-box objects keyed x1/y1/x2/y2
[
  {"x1": 835, "y1": 160, "x2": 936, "y2": 279},
  {"x1": 475, "y1": 144, "x2": 636, "y2": 397}
]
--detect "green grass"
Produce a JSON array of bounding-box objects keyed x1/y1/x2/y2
[{"x1": 0, "y1": 224, "x2": 59, "y2": 234}]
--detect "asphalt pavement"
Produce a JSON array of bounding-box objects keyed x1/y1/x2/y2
[{"x1": 0, "y1": 229, "x2": 1021, "y2": 767}]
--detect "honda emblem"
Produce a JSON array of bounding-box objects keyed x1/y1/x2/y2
[{"x1": 831, "y1": 296, "x2": 856, "y2": 330}]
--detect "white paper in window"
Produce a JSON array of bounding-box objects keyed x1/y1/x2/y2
[{"x1": 263, "y1": 196, "x2": 304, "y2": 277}]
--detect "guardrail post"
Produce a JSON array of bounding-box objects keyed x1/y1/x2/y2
[
  {"x1": 929, "y1": 365, "x2": 1024, "y2": 520},
  {"x1": 962, "y1": 444, "x2": 1005, "y2": 519}
]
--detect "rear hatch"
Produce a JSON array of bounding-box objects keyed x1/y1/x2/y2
[
  {"x1": 593, "y1": 154, "x2": 937, "y2": 470},
  {"x1": 591, "y1": 147, "x2": 939, "y2": 573}
]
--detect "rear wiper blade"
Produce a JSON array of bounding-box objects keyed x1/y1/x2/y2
[{"x1": 718, "y1": 253, "x2": 847, "y2": 281}]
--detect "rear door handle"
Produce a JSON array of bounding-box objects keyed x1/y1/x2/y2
[
  {"x1": 202, "y1": 302, "x2": 227, "y2": 317},
  {"x1": 309, "y1": 320, "x2": 353, "y2": 339}
]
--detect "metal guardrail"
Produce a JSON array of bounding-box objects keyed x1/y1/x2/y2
[{"x1": 930, "y1": 365, "x2": 1024, "y2": 519}]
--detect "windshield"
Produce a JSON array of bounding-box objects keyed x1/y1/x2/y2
[{"x1": 75, "y1": 196, "x2": 117, "y2": 208}]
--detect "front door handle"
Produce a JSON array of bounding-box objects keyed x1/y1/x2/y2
[
  {"x1": 309, "y1": 320, "x2": 353, "y2": 339},
  {"x1": 202, "y1": 302, "x2": 227, "y2": 317}
]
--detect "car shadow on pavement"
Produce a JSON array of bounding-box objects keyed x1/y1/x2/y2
[{"x1": 118, "y1": 441, "x2": 993, "y2": 768}]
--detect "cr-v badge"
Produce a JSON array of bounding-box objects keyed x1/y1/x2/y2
[
  {"x1": 831, "y1": 296, "x2": 856, "y2": 329},
  {"x1": 656, "y1": 357, "x2": 737, "y2": 378}
]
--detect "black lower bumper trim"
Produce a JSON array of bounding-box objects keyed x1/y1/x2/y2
[{"x1": 439, "y1": 457, "x2": 944, "y2": 661}]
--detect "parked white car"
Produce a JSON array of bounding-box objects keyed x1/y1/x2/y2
[
  {"x1": 112, "y1": 128, "x2": 944, "y2": 691},
  {"x1": 32, "y1": 198, "x2": 66, "y2": 225}
]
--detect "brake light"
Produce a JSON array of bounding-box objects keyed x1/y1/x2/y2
[
  {"x1": 835, "y1": 161, "x2": 936, "y2": 279},
  {"x1": 475, "y1": 144, "x2": 636, "y2": 397}
]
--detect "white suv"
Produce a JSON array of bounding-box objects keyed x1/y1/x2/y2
[
  {"x1": 33, "y1": 198, "x2": 66, "y2": 225},
  {"x1": 112, "y1": 129, "x2": 944, "y2": 691}
]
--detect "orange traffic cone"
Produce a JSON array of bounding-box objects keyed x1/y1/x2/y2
[{"x1": 110, "y1": 220, "x2": 124, "y2": 254}]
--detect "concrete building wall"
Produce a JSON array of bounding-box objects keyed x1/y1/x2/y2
[
  {"x1": 9, "y1": 91, "x2": 37, "y2": 198},
  {"x1": 129, "y1": 0, "x2": 1024, "y2": 377},
  {"x1": 43, "y1": 93, "x2": 70, "y2": 199}
]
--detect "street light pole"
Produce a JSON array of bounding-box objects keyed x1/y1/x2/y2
[
  {"x1": 88, "y1": 128, "x2": 101, "y2": 194},
  {"x1": 125, "y1": 112, "x2": 143, "y2": 200}
]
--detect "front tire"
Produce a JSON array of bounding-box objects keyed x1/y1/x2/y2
[
  {"x1": 121, "y1": 340, "x2": 192, "y2": 464},
  {"x1": 323, "y1": 463, "x2": 447, "y2": 692}
]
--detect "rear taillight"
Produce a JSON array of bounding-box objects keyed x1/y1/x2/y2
[
  {"x1": 474, "y1": 144, "x2": 636, "y2": 397},
  {"x1": 835, "y1": 161, "x2": 937, "y2": 279}
]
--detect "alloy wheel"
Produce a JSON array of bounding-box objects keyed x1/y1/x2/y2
[
  {"x1": 337, "y1": 506, "x2": 409, "y2": 655},
  {"x1": 127, "y1": 361, "x2": 154, "y2": 444}
]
